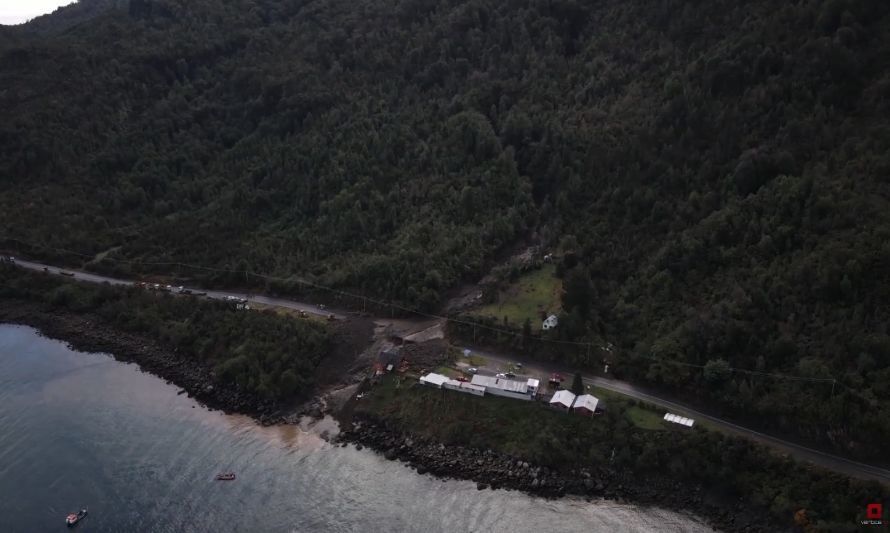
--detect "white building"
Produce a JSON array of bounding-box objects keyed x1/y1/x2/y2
[
  {"x1": 443, "y1": 379, "x2": 486, "y2": 396},
  {"x1": 420, "y1": 373, "x2": 486, "y2": 396},
  {"x1": 542, "y1": 314, "x2": 558, "y2": 330},
  {"x1": 419, "y1": 373, "x2": 449, "y2": 388},
  {"x1": 470, "y1": 375, "x2": 533, "y2": 401},
  {"x1": 572, "y1": 394, "x2": 599, "y2": 416},
  {"x1": 549, "y1": 389, "x2": 576, "y2": 410}
]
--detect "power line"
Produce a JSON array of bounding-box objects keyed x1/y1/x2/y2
[
  {"x1": 640, "y1": 355, "x2": 837, "y2": 383},
  {"x1": 0, "y1": 234, "x2": 845, "y2": 386}
]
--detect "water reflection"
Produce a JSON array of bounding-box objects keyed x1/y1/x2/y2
[{"x1": 0, "y1": 324, "x2": 715, "y2": 533}]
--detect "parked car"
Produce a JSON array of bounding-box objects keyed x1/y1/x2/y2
[
  {"x1": 456, "y1": 376, "x2": 468, "y2": 382},
  {"x1": 505, "y1": 372, "x2": 516, "y2": 379},
  {"x1": 467, "y1": 367, "x2": 478, "y2": 374},
  {"x1": 495, "y1": 373, "x2": 506, "y2": 378},
  {"x1": 515, "y1": 363, "x2": 523, "y2": 368}
]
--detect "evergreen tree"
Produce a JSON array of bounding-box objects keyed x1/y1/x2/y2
[{"x1": 571, "y1": 372, "x2": 584, "y2": 395}]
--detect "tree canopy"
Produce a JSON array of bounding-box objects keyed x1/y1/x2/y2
[{"x1": 2, "y1": 0, "x2": 890, "y2": 460}]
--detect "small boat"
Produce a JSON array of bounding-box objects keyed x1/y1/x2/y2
[
  {"x1": 66, "y1": 509, "x2": 87, "y2": 527},
  {"x1": 216, "y1": 472, "x2": 236, "y2": 481}
]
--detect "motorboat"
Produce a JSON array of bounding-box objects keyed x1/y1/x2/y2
[
  {"x1": 216, "y1": 472, "x2": 236, "y2": 481},
  {"x1": 66, "y1": 509, "x2": 87, "y2": 527}
]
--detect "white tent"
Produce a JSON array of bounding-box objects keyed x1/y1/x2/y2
[
  {"x1": 549, "y1": 389, "x2": 576, "y2": 409},
  {"x1": 664, "y1": 412, "x2": 695, "y2": 427},
  {"x1": 573, "y1": 394, "x2": 599, "y2": 413}
]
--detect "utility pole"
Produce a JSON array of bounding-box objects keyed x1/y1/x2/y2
[{"x1": 832, "y1": 379, "x2": 836, "y2": 396}]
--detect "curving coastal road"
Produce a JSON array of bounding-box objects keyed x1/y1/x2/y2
[
  {"x1": 9, "y1": 258, "x2": 346, "y2": 320},
  {"x1": 6, "y1": 256, "x2": 890, "y2": 484}
]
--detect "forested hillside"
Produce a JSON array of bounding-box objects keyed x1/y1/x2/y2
[{"x1": 2, "y1": 0, "x2": 890, "y2": 459}]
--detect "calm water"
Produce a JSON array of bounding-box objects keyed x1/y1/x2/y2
[{"x1": 0, "y1": 324, "x2": 715, "y2": 533}]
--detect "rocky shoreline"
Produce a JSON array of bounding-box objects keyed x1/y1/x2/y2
[
  {"x1": 0, "y1": 299, "x2": 771, "y2": 531},
  {"x1": 0, "y1": 300, "x2": 306, "y2": 424},
  {"x1": 336, "y1": 414, "x2": 771, "y2": 533}
]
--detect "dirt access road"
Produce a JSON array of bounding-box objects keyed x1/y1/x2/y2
[{"x1": 7, "y1": 256, "x2": 890, "y2": 484}]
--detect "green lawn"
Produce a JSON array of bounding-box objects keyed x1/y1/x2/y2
[
  {"x1": 585, "y1": 385, "x2": 624, "y2": 402},
  {"x1": 435, "y1": 366, "x2": 462, "y2": 378},
  {"x1": 625, "y1": 406, "x2": 666, "y2": 431},
  {"x1": 474, "y1": 264, "x2": 562, "y2": 330},
  {"x1": 464, "y1": 354, "x2": 487, "y2": 367}
]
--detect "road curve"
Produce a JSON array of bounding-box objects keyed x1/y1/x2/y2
[
  {"x1": 465, "y1": 346, "x2": 890, "y2": 485},
  {"x1": 7, "y1": 256, "x2": 890, "y2": 484}
]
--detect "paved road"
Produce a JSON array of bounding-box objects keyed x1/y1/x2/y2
[
  {"x1": 10, "y1": 258, "x2": 346, "y2": 320},
  {"x1": 8, "y1": 256, "x2": 890, "y2": 484},
  {"x1": 462, "y1": 345, "x2": 890, "y2": 485}
]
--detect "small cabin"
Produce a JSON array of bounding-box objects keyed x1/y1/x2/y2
[{"x1": 542, "y1": 314, "x2": 558, "y2": 330}]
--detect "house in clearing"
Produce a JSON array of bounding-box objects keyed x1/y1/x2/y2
[
  {"x1": 542, "y1": 314, "x2": 559, "y2": 330},
  {"x1": 572, "y1": 394, "x2": 599, "y2": 416},
  {"x1": 375, "y1": 348, "x2": 402, "y2": 375},
  {"x1": 549, "y1": 389, "x2": 576, "y2": 411}
]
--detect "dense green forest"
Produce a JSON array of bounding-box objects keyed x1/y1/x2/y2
[
  {"x1": 1, "y1": 0, "x2": 890, "y2": 460},
  {"x1": 0, "y1": 265, "x2": 332, "y2": 401}
]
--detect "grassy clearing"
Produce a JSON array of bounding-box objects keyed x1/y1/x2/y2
[
  {"x1": 466, "y1": 354, "x2": 487, "y2": 367},
  {"x1": 434, "y1": 366, "x2": 463, "y2": 378},
  {"x1": 625, "y1": 406, "x2": 666, "y2": 431},
  {"x1": 585, "y1": 385, "x2": 625, "y2": 402},
  {"x1": 474, "y1": 264, "x2": 562, "y2": 330}
]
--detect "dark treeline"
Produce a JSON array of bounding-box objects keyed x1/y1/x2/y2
[
  {"x1": 0, "y1": 265, "x2": 332, "y2": 401},
  {"x1": 1, "y1": 0, "x2": 890, "y2": 459}
]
